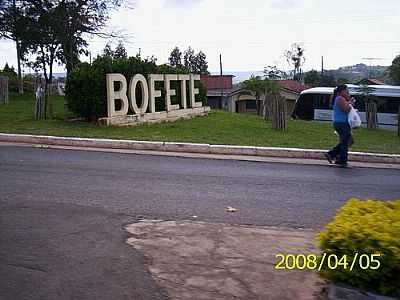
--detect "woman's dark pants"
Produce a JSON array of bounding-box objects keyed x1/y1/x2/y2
[{"x1": 328, "y1": 123, "x2": 352, "y2": 164}]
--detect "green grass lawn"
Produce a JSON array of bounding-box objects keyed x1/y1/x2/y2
[{"x1": 0, "y1": 92, "x2": 399, "y2": 154}]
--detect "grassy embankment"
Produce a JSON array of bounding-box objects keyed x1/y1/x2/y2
[{"x1": 0, "y1": 92, "x2": 399, "y2": 154}]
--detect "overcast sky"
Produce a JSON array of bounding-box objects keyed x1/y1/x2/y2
[{"x1": 1, "y1": 0, "x2": 400, "y2": 74}]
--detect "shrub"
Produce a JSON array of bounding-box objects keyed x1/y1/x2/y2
[
  {"x1": 317, "y1": 198, "x2": 400, "y2": 297},
  {"x1": 65, "y1": 56, "x2": 207, "y2": 120}
]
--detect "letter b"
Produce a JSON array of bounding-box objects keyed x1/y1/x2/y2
[{"x1": 106, "y1": 74, "x2": 129, "y2": 117}]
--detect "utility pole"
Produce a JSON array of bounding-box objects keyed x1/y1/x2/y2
[
  {"x1": 321, "y1": 56, "x2": 324, "y2": 76},
  {"x1": 220, "y1": 54, "x2": 223, "y2": 110}
]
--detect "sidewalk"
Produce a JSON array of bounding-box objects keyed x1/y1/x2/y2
[
  {"x1": 1, "y1": 133, "x2": 399, "y2": 169},
  {"x1": 126, "y1": 220, "x2": 327, "y2": 300}
]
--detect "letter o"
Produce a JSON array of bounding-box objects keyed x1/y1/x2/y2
[{"x1": 129, "y1": 74, "x2": 149, "y2": 114}]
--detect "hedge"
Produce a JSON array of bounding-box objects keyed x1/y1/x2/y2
[
  {"x1": 65, "y1": 56, "x2": 207, "y2": 120},
  {"x1": 318, "y1": 198, "x2": 400, "y2": 297}
]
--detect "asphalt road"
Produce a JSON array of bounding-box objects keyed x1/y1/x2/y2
[
  {"x1": 1, "y1": 145, "x2": 399, "y2": 228},
  {"x1": 1, "y1": 145, "x2": 399, "y2": 300}
]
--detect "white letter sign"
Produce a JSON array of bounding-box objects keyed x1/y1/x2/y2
[
  {"x1": 106, "y1": 73, "x2": 129, "y2": 117},
  {"x1": 103, "y1": 73, "x2": 209, "y2": 126},
  {"x1": 164, "y1": 74, "x2": 180, "y2": 112},
  {"x1": 148, "y1": 74, "x2": 163, "y2": 113},
  {"x1": 129, "y1": 74, "x2": 149, "y2": 114}
]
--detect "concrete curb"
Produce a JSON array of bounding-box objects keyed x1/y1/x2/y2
[
  {"x1": 328, "y1": 283, "x2": 398, "y2": 300},
  {"x1": 1, "y1": 133, "x2": 399, "y2": 164}
]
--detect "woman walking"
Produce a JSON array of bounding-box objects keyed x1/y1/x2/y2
[{"x1": 325, "y1": 85, "x2": 355, "y2": 168}]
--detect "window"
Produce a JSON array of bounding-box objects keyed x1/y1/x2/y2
[{"x1": 312, "y1": 94, "x2": 331, "y2": 109}]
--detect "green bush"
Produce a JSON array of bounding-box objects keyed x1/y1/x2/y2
[
  {"x1": 318, "y1": 198, "x2": 400, "y2": 297},
  {"x1": 65, "y1": 56, "x2": 207, "y2": 120}
]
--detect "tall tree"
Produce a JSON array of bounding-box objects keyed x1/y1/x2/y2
[
  {"x1": 1, "y1": 63, "x2": 17, "y2": 76},
  {"x1": 0, "y1": 0, "x2": 27, "y2": 94},
  {"x1": 389, "y1": 55, "x2": 400, "y2": 85},
  {"x1": 113, "y1": 40, "x2": 127, "y2": 59},
  {"x1": 182, "y1": 47, "x2": 209, "y2": 74},
  {"x1": 24, "y1": 0, "x2": 63, "y2": 119},
  {"x1": 284, "y1": 43, "x2": 305, "y2": 82},
  {"x1": 193, "y1": 50, "x2": 209, "y2": 75},
  {"x1": 169, "y1": 46, "x2": 182, "y2": 67},
  {"x1": 52, "y1": 0, "x2": 125, "y2": 74},
  {"x1": 103, "y1": 43, "x2": 114, "y2": 57},
  {"x1": 183, "y1": 46, "x2": 195, "y2": 72}
]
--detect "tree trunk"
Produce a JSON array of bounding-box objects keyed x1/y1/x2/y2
[
  {"x1": 366, "y1": 101, "x2": 377, "y2": 129},
  {"x1": 256, "y1": 96, "x2": 262, "y2": 116},
  {"x1": 35, "y1": 88, "x2": 45, "y2": 120},
  {"x1": 15, "y1": 38, "x2": 24, "y2": 94},
  {"x1": 47, "y1": 50, "x2": 55, "y2": 119},
  {"x1": 263, "y1": 90, "x2": 273, "y2": 121},
  {"x1": 398, "y1": 106, "x2": 400, "y2": 137},
  {"x1": 271, "y1": 94, "x2": 287, "y2": 131},
  {"x1": 41, "y1": 47, "x2": 48, "y2": 120},
  {"x1": 0, "y1": 76, "x2": 9, "y2": 104}
]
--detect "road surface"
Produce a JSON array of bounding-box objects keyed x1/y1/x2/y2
[
  {"x1": 1, "y1": 145, "x2": 399, "y2": 300},
  {"x1": 1, "y1": 145, "x2": 399, "y2": 228}
]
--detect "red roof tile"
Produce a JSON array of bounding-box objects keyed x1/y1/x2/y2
[
  {"x1": 357, "y1": 78, "x2": 385, "y2": 85},
  {"x1": 200, "y1": 75, "x2": 233, "y2": 90},
  {"x1": 277, "y1": 80, "x2": 310, "y2": 93}
]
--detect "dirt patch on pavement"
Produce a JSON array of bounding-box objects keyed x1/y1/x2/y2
[{"x1": 125, "y1": 220, "x2": 326, "y2": 300}]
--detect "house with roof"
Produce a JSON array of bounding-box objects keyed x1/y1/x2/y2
[
  {"x1": 200, "y1": 75, "x2": 310, "y2": 115},
  {"x1": 357, "y1": 78, "x2": 385, "y2": 85},
  {"x1": 276, "y1": 80, "x2": 311, "y2": 114}
]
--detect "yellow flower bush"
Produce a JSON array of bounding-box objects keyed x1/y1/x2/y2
[{"x1": 318, "y1": 198, "x2": 400, "y2": 297}]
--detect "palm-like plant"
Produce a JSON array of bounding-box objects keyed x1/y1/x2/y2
[{"x1": 285, "y1": 43, "x2": 305, "y2": 82}]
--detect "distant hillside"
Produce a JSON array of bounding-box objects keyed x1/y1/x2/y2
[
  {"x1": 324, "y1": 64, "x2": 389, "y2": 83},
  {"x1": 214, "y1": 64, "x2": 391, "y2": 84}
]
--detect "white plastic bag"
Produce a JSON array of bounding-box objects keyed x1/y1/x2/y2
[{"x1": 348, "y1": 105, "x2": 361, "y2": 128}]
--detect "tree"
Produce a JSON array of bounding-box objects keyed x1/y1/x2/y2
[
  {"x1": 304, "y1": 70, "x2": 337, "y2": 87},
  {"x1": 183, "y1": 46, "x2": 195, "y2": 72},
  {"x1": 264, "y1": 65, "x2": 283, "y2": 80},
  {"x1": 169, "y1": 46, "x2": 182, "y2": 67},
  {"x1": 51, "y1": 0, "x2": 126, "y2": 75},
  {"x1": 389, "y1": 55, "x2": 400, "y2": 85},
  {"x1": 320, "y1": 74, "x2": 337, "y2": 87},
  {"x1": 304, "y1": 70, "x2": 320, "y2": 86},
  {"x1": 103, "y1": 43, "x2": 114, "y2": 57},
  {"x1": 1, "y1": 63, "x2": 17, "y2": 77},
  {"x1": 182, "y1": 47, "x2": 209, "y2": 74},
  {"x1": 193, "y1": 50, "x2": 209, "y2": 74},
  {"x1": 113, "y1": 40, "x2": 127, "y2": 59},
  {"x1": 23, "y1": 0, "x2": 63, "y2": 119},
  {"x1": 284, "y1": 43, "x2": 305, "y2": 82},
  {"x1": 241, "y1": 75, "x2": 271, "y2": 117},
  {"x1": 0, "y1": 0, "x2": 27, "y2": 94},
  {"x1": 359, "y1": 85, "x2": 378, "y2": 129}
]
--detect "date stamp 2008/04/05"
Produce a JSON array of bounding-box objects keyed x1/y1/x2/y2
[{"x1": 275, "y1": 253, "x2": 381, "y2": 271}]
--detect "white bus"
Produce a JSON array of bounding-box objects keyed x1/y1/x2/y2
[{"x1": 292, "y1": 84, "x2": 400, "y2": 129}]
